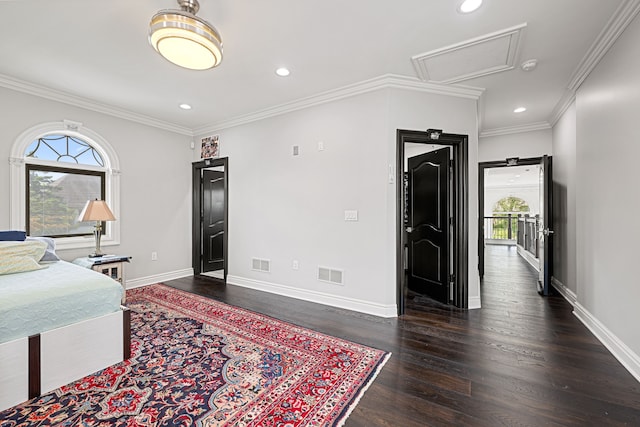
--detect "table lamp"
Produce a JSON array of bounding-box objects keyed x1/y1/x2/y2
[{"x1": 78, "y1": 199, "x2": 116, "y2": 257}]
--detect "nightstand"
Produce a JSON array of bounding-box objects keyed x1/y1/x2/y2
[{"x1": 72, "y1": 255, "x2": 131, "y2": 303}]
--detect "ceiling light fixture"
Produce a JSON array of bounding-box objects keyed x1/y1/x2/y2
[
  {"x1": 514, "y1": 107, "x2": 527, "y2": 113},
  {"x1": 275, "y1": 67, "x2": 291, "y2": 77},
  {"x1": 179, "y1": 103, "x2": 192, "y2": 110},
  {"x1": 149, "y1": 0, "x2": 223, "y2": 71},
  {"x1": 458, "y1": 0, "x2": 483, "y2": 13}
]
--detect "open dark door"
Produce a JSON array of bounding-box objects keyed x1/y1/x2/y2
[
  {"x1": 537, "y1": 155, "x2": 553, "y2": 295},
  {"x1": 202, "y1": 169, "x2": 225, "y2": 273},
  {"x1": 406, "y1": 147, "x2": 450, "y2": 303}
]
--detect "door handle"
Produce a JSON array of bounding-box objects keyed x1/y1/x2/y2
[
  {"x1": 542, "y1": 228, "x2": 554, "y2": 236},
  {"x1": 405, "y1": 227, "x2": 413, "y2": 233}
]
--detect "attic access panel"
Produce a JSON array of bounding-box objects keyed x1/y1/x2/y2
[{"x1": 412, "y1": 23, "x2": 527, "y2": 84}]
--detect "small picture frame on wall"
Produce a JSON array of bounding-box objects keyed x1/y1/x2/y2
[{"x1": 201, "y1": 135, "x2": 219, "y2": 159}]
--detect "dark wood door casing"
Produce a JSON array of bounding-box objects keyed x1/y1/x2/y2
[
  {"x1": 192, "y1": 158, "x2": 228, "y2": 280},
  {"x1": 477, "y1": 157, "x2": 551, "y2": 281},
  {"x1": 538, "y1": 155, "x2": 553, "y2": 295},
  {"x1": 396, "y1": 129, "x2": 468, "y2": 314},
  {"x1": 202, "y1": 169, "x2": 225, "y2": 273}
]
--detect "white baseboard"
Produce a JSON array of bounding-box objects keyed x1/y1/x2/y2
[
  {"x1": 551, "y1": 277, "x2": 640, "y2": 383},
  {"x1": 126, "y1": 268, "x2": 194, "y2": 290},
  {"x1": 226, "y1": 275, "x2": 398, "y2": 318},
  {"x1": 573, "y1": 302, "x2": 640, "y2": 384},
  {"x1": 551, "y1": 277, "x2": 577, "y2": 306},
  {"x1": 468, "y1": 296, "x2": 482, "y2": 309},
  {"x1": 516, "y1": 245, "x2": 540, "y2": 271}
]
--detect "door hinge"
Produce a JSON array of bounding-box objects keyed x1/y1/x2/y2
[
  {"x1": 449, "y1": 217, "x2": 454, "y2": 225},
  {"x1": 449, "y1": 274, "x2": 455, "y2": 285}
]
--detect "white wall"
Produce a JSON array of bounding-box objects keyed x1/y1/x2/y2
[
  {"x1": 551, "y1": 101, "x2": 577, "y2": 295},
  {"x1": 573, "y1": 12, "x2": 640, "y2": 364},
  {"x1": 0, "y1": 87, "x2": 193, "y2": 284},
  {"x1": 478, "y1": 128, "x2": 552, "y2": 162},
  {"x1": 195, "y1": 87, "x2": 480, "y2": 314}
]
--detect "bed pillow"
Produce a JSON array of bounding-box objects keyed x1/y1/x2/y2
[
  {"x1": 0, "y1": 240, "x2": 48, "y2": 275},
  {"x1": 0, "y1": 230, "x2": 26, "y2": 241},
  {"x1": 26, "y1": 236, "x2": 60, "y2": 262}
]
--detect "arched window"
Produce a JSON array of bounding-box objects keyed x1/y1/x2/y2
[
  {"x1": 9, "y1": 121, "x2": 120, "y2": 250},
  {"x1": 492, "y1": 196, "x2": 530, "y2": 214}
]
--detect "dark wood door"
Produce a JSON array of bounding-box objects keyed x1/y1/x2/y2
[
  {"x1": 537, "y1": 155, "x2": 553, "y2": 295},
  {"x1": 407, "y1": 147, "x2": 450, "y2": 303},
  {"x1": 202, "y1": 169, "x2": 225, "y2": 273}
]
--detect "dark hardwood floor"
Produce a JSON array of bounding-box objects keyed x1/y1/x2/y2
[{"x1": 162, "y1": 246, "x2": 640, "y2": 426}]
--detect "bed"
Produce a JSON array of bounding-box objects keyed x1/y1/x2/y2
[{"x1": 0, "y1": 239, "x2": 131, "y2": 412}]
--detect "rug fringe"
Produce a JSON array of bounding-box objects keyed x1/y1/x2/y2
[{"x1": 336, "y1": 351, "x2": 392, "y2": 427}]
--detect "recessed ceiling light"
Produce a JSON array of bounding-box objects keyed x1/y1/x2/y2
[
  {"x1": 179, "y1": 103, "x2": 192, "y2": 110},
  {"x1": 275, "y1": 67, "x2": 290, "y2": 77},
  {"x1": 458, "y1": 0, "x2": 483, "y2": 13},
  {"x1": 514, "y1": 107, "x2": 527, "y2": 113}
]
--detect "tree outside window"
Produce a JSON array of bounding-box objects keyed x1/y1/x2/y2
[{"x1": 491, "y1": 196, "x2": 530, "y2": 239}]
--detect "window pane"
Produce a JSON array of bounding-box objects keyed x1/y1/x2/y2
[
  {"x1": 25, "y1": 135, "x2": 104, "y2": 167},
  {"x1": 28, "y1": 168, "x2": 103, "y2": 237}
]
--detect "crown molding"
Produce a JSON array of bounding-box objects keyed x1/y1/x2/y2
[
  {"x1": 0, "y1": 73, "x2": 193, "y2": 136},
  {"x1": 567, "y1": 0, "x2": 640, "y2": 91},
  {"x1": 193, "y1": 74, "x2": 485, "y2": 135},
  {"x1": 480, "y1": 121, "x2": 551, "y2": 138},
  {"x1": 547, "y1": 0, "x2": 640, "y2": 128},
  {"x1": 0, "y1": 70, "x2": 483, "y2": 138},
  {"x1": 548, "y1": 90, "x2": 577, "y2": 127}
]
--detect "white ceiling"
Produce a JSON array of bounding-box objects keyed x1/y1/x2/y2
[
  {"x1": 0, "y1": 0, "x2": 630, "y2": 135},
  {"x1": 484, "y1": 164, "x2": 540, "y2": 187}
]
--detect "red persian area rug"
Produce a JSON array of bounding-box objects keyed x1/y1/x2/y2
[{"x1": 0, "y1": 284, "x2": 390, "y2": 426}]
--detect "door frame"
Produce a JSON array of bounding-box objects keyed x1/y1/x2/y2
[
  {"x1": 192, "y1": 157, "x2": 228, "y2": 280},
  {"x1": 478, "y1": 156, "x2": 545, "y2": 279},
  {"x1": 396, "y1": 129, "x2": 469, "y2": 314}
]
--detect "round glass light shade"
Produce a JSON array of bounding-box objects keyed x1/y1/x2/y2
[{"x1": 149, "y1": 10, "x2": 223, "y2": 70}]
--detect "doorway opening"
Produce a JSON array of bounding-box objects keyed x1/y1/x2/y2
[
  {"x1": 396, "y1": 129, "x2": 469, "y2": 315},
  {"x1": 478, "y1": 156, "x2": 553, "y2": 296},
  {"x1": 192, "y1": 157, "x2": 228, "y2": 282}
]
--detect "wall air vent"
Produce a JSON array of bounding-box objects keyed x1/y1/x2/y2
[
  {"x1": 318, "y1": 266, "x2": 344, "y2": 285},
  {"x1": 252, "y1": 258, "x2": 270, "y2": 273}
]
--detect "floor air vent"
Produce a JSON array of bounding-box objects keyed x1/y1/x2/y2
[
  {"x1": 318, "y1": 267, "x2": 343, "y2": 285},
  {"x1": 252, "y1": 258, "x2": 270, "y2": 272}
]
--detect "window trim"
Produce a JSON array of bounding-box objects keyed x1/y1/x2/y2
[
  {"x1": 25, "y1": 163, "x2": 106, "y2": 238},
  {"x1": 10, "y1": 121, "x2": 121, "y2": 251}
]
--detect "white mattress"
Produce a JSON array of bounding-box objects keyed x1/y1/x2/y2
[{"x1": 0, "y1": 260, "x2": 123, "y2": 344}]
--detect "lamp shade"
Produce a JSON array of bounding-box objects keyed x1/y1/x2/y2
[
  {"x1": 78, "y1": 200, "x2": 116, "y2": 222},
  {"x1": 149, "y1": 8, "x2": 223, "y2": 70}
]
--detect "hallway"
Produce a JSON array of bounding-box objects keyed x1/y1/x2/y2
[
  {"x1": 476, "y1": 244, "x2": 640, "y2": 424},
  {"x1": 481, "y1": 244, "x2": 547, "y2": 313}
]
